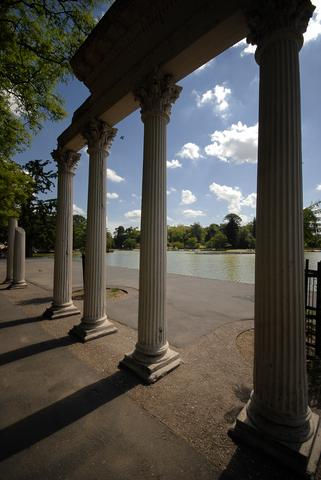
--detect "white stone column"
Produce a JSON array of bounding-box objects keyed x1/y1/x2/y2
[
  {"x1": 120, "y1": 72, "x2": 181, "y2": 383},
  {"x1": 70, "y1": 119, "x2": 117, "y2": 342},
  {"x1": 10, "y1": 227, "x2": 27, "y2": 289},
  {"x1": 233, "y1": 2, "x2": 321, "y2": 475},
  {"x1": 4, "y1": 217, "x2": 18, "y2": 283},
  {"x1": 44, "y1": 149, "x2": 80, "y2": 319}
]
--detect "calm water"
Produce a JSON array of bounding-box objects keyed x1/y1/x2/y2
[{"x1": 106, "y1": 250, "x2": 321, "y2": 284}]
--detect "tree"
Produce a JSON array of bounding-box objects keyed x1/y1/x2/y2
[
  {"x1": 0, "y1": 0, "x2": 109, "y2": 159},
  {"x1": 113, "y1": 226, "x2": 126, "y2": 249},
  {"x1": 190, "y1": 222, "x2": 204, "y2": 244},
  {"x1": 205, "y1": 223, "x2": 219, "y2": 243},
  {"x1": 223, "y1": 213, "x2": 242, "y2": 248},
  {"x1": 212, "y1": 231, "x2": 228, "y2": 249},
  {"x1": 304, "y1": 204, "x2": 320, "y2": 248},
  {"x1": 73, "y1": 214, "x2": 86, "y2": 250},
  {"x1": 0, "y1": 158, "x2": 33, "y2": 240},
  {"x1": 106, "y1": 230, "x2": 113, "y2": 251},
  {"x1": 19, "y1": 159, "x2": 56, "y2": 256},
  {"x1": 123, "y1": 237, "x2": 137, "y2": 250}
]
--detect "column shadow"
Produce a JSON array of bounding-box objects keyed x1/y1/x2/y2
[
  {"x1": 0, "y1": 336, "x2": 76, "y2": 366},
  {"x1": 0, "y1": 316, "x2": 43, "y2": 330},
  {"x1": 0, "y1": 370, "x2": 139, "y2": 461},
  {"x1": 218, "y1": 441, "x2": 304, "y2": 480},
  {"x1": 17, "y1": 297, "x2": 52, "y2": 306}
]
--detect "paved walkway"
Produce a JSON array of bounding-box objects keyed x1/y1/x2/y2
[
  {"x1": 0, "y1": 284, "x2": 219, "y2": 480},
  {"x1": 0, "y1": 258, "x2": 313, "y2": 480},
  {"x1": 24, "y1": 257, "x2": 254, "y2": 347}
]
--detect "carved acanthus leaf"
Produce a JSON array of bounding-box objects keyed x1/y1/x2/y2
[
  {"x1": 246, "y1": 0, "x2": 315, "y2": 47},
  {"x1": 51, "y1": 149, "x2": 80, "y2": 174},
  {"x1": 82, "y1": 118, "x2": 117, "y2": 154},
  {"x1": 135, "y1": 70, "x2": 182, "y2": 121}
]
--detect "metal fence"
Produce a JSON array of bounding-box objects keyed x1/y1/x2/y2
[{"x1": 305, "y1": 259, "x2": 321, "y2": 359}]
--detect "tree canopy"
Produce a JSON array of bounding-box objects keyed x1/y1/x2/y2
[{"x1": 0, "y1": 0, "x2": 108, "y2": 160}]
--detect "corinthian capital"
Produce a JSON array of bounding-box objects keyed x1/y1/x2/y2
[
  {"x1": 246, "y1": 0, "x2": 314, "y2": 49},
  {"x1": 52, "y1": 149, "x2": 80, "y2": 175},
  {"x1": 82, "y1": 118, "x2": 117, "y2": 155},
  {"x1": 135, "y1": 70, "x2": 182, "y2": 122}
]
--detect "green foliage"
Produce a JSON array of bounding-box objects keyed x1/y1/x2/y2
[
  {"x1": 106, "y1": 229, "x2": 113, "y2": 251},
  {"x1": 19, "y1": 159, "x2": 56, "y2": 255},
  {"x1": 73, "y1": 214, "x2": 87, "y2": 250},
  {"x1": 0, "y1": 158, "x2": 33, "y2": 238},
  {"x1": 207, "y1": 231, "x2": 228, "y2": 249},
  {"x1": 304, "y1": 203, "x2": 321, "y2": 248},
  {"x1": 223, "y1": 213, "x2": 242, "y2": 248},
  {"x1": 113, "y1": 226, "x2": 140, "y2": 249},
  {"x1": 0, "y1": 0, "x2": 108, "y2": 159},
  {"x1": 123, "y1": 237, "x2": 137, "y2": 250}
]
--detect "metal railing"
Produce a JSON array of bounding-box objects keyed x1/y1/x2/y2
[{"x1": 305, "y1": 259, "x2": 321, "y2": 359}]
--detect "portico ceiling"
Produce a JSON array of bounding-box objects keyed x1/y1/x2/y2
[{"x1": 58, "y1": 0, "x2": 250, "y2": 151}]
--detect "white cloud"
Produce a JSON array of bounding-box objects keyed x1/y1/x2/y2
[
  {"x1": 107, "y1": 192, "x2": 119, "y2": 199},
  {"x1": 107, "y1": 168, "x2": 125, "y2": 183},
  {"x1": 177, "y1": 142, "x2": 203, "y2": 161},
  {"x1": 167, "y1": 187, "x2": 177, "y2": 196},
  {"x1": 73, "y1": 204, "x2": 86, "y2": 216},
  {"x1": 193, "y1": 58, "x2": 215, "y2": 74},
  {"x1": 167, "y1": 159, "x2": 182, "y2": 169},
  {"x1": 209, "y1": 182, "x2": 256, "y2": 214},
  {"x1": 124, "y1": 209, "x2": 141, "y2": 219},
  {"x1": 241, "y1": 193, "x2": 257, "y2": 209},
  {"x1": 305, "y1": 2, "x2": 321, "y2": 43},
  {"x1": 181, "y1": 189, "x2": 197, "y2": 205},
  {"x1": 194, "y1": 84, "x2": 231, "y2": 115},
  {"x1": 316, "y1": 184, "x2": 321, "y2": 191},
  {"x1": 205, "y1": 121, "x2": 258, "y2": 164},
  {"x1": 209, "y1": 183, "x2": 243, "y2": 213},
  {"x1": 183, "y1": 209, "x2": 206, "y2": 218}
]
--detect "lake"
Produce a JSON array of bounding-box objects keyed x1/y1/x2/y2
[{"x1": 106, "y1": 250, "x2": 321, "y2": 284}]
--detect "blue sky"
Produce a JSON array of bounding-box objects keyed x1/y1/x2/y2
[{"x1": 14, "y1": 2, "x2": 321, "y2": 234}]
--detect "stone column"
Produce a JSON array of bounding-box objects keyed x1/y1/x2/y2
[
  {"x1": 44, "y1": 149, "x2": 80, "y2": 319},
  {"x1": 233, "y1": 1, "x2": 321, "y2": 475},
  {"x1": 120, "y1": 72, "x2": 181, "y2": 383},
  {"x1": 4, "y1": 217, "x2": 18, "y2": 283},
  {"x1": 69, "y1": 119, "x2": 117, "y2": 342},
  {"x1": 10, "y1": 227, "x2": 27, "y2": 288}
]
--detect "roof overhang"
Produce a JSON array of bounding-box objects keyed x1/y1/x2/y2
[{"x1": 58, "y1": 0, "x2": 250, "y2": 151}]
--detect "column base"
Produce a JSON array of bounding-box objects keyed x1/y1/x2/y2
[
  {"x1": 230, "y1": 402, "x2": 321, "y2": 478},
  {"x1": 69, "y1": 317, "x2": 117, "y2": 343},
  {"x1": 8, "y1": 281, "x2": 27, "y2": 289},
  {"x1": 119, "y1": 347, "x2": 181, "y2": 384},
  {"x1": 1, "y1": 278, "x2": 12, "y2": 285},
  {"x1": 43, "y1": 303, "x2": 80, "y2": 320}
]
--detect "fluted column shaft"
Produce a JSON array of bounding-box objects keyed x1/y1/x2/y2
[
  {"x1": 137, "y1": 113, "x2": 168, "y2": 355},
  {"x1": 120, "y1": 71, "x2": 181, "y2": 383},
  {"x1": 5, "y1": 217, "x2": 18, "y2": 283},
  {"x1": 44, "y1": 150, "x2": 80, "y2": 319},
  {"x1": 83, "y1": 145, "x2": 108, "y2": 323},
  {"x1": 253, "y1": 33, "x2": 307, "y2": 415},
  {"x1": 248, "y1": 32, "x2": 312, "y2": 443},
  {"x1": 11, "y1": 227, "x2": 27, "y2": 288},
  {"x1": 54, "y1": 157, "x2": 77, "y2": 307},
  {"x1": 69, "y1": 119, "x2": 117, "y2": 342}
]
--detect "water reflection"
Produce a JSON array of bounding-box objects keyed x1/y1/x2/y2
[{"x1": 106, "y1": 250, "x2": 321, "y2": 284}]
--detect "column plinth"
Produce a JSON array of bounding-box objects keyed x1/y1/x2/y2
[
  {"x1": 69, "y1": 119, "x2": 117, "y2": 342},
  {"x1": 9, "y1": 227, "x2": 27, "y2": 289},
  {"x1": 231, "y1": 2, "x2": 321, "y2": 476},
  {"x1": 119, "y1": 71, "x2": 181, "y2": 383},
  {"x1": 3, "y1": 217, "x2": 18, "y2": 283},
  {"x1": 44, "y1": 150, "x2": 80, "y2": 319}
]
